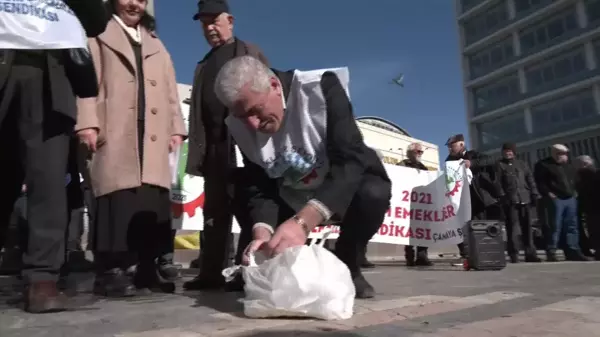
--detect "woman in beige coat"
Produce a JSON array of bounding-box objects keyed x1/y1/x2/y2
[{"x1": 76, "y1": 0, "x2": 186, "y2": 297}]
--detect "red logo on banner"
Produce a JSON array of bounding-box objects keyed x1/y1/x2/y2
[
  {"x1": 172, "y1": 192, "x2": 204, "y2": 218},
  {"x1": 445, "y1": 180, "x2": 461, "y2": 197}
]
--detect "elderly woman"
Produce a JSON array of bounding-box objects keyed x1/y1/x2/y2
[
  {"x1": 76, "y1": 0, "x2": 187, "y2": 297},
  {"x1": 574, "y1": 155, "x2": 599, "y2": 260},
  {"x1": 397, "y1": 143, "x2": 433, "y2": 266}
]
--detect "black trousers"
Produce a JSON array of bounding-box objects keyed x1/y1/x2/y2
[
  {"x1": 504, "y1": 203, "x2": 535, "y2": 255},
  {"x1": 0, "y1": 52, "x2": 72, "y2": 283},
  {"x1": 236, "y1": 174, "x2": 391, "y2": 273}
]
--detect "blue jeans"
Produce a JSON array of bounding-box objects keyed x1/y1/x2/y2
[{"x1": 546, "y1": 197, "x2": 580, "y2": 252}]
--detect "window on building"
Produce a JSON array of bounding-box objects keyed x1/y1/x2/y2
[
  {"x1": 468, "y1": 37, "x2": 514, "y2": 79},
  {"x1": 472, "y1": 74, "x2": 520, "y2": 114},
  {"x1": 519, "y1": 7, "x2": 579, "y2": 54},
  {"x1": 464, "y1": 2, "x2": 509, "y2": 45},
  {"x1": 531, "y1": 89, "x2": 598, "y2": 137},
  {"x1": 477, "y1": 112, "x2": 528, "y2": 149},
  {"x1": 461, "y1": 0, "x2": 486, "y2": 13},
  {"x1": 586, "y1": 0, "x2": 600, "y2": 26},
  {"x1": 525, "y1": 48, "x2": 587, "y2": 92},
  {"x1": 515, "y1": 0, "x2": 555, "y2": 15},
  {"x1": 594, "y1": 39, "x2": 600, "y2": 65}
]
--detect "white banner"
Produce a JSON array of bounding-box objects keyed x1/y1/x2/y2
[{"x1": 0, "y1": 0, "x2": 87, "y2": 49}]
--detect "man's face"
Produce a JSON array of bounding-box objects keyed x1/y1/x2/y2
[
  {"x1": 116, "y1": 0, "x2": 147, "y2": 27},
  {"x1": 232, "y1": 77, "x2": 285, "y2": 134},
  {"x1": 502, "y1": 149, "x2": 514, "y2": 159},
  {"x1": 554, "y1": 151, "x2": 569, "y2": 164},
  {"x1": 199, "y1": 13, "x2": 233, "y2": 47},
  {"x1": 448, "y1": 142, "x2": 463, "y2": 156},
  {"x1": 408, "y1": 147, "x2": 423, "y2": 162}
]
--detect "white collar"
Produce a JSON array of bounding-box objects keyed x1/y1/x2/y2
[{"x1": 113, "y1": 15, "x2": 142, "y2": 44}]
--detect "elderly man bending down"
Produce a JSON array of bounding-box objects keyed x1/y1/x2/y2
[{"x1": 214, "y1": 56, "x2": 391, "y2": 298}]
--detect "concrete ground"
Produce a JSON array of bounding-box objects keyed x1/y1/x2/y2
[{"x1": 1, "y1": 255, "x2": 598, "y2": 337}]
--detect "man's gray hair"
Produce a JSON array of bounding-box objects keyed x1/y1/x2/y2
[
  {"x1": 406, "y1": 142, "x2": 422, "y2": 156},
  {"x1": 575, "y1": 155, "x2": 595, "y2": 169},
  {"x1": 551, "y1": 144, "x2": 569, "y2": 154},
  {"x1": 214, "y1": 56, "x2": 275, "y2": 108}
]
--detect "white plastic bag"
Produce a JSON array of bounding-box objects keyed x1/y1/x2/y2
[{"x1": 241, "y1": 232, "x2": 355, "y2": 320}]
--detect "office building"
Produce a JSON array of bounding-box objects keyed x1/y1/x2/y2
[{"x1": 456, "y1": 0, "x2": 600, "y2": 165}]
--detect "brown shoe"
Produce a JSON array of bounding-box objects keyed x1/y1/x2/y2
[{"x1": 24, "y1": 281, "x2": 67, "y2": 313}]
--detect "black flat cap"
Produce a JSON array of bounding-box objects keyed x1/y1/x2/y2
[
  {"x1": 445, "y1": 134, "x2": 464, "y2": 146},
  {"x1": 193, "y1": 0, "x2": 230, "y2": 20},
  {"x1": 502, "y1": 142, "x2": 516, "y2": 153}
]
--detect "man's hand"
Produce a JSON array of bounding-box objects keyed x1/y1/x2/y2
[
  {"x1": 242, "y1": 226, "x2": 272, "y2": 266},
  {"x1": 463, "y1": 159, "x2": 471, "y2": 169},
  {"x1": 77, "y1": 128, "x2": 98, "y2": 152},
  {"x1": 548, "y1": 192, "x2": 557, "y2": 199},
  {"x1": 265, "y1": 218, "x2": 308, "y2": 257},
  {"x1": 169, "y1": 135, "x2": 184, "y2": 152}
]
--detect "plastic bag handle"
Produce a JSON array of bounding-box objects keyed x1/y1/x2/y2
[{"x1": 309, "y1": 228, "x2": 332, "y2": 247}]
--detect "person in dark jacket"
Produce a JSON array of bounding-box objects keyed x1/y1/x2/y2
[
  {"x1": 397, "y1": 143, "x2": 433, "y2": 266},
  {"x1": 183, "y1": 0, "x2": 270, "y2": 292},
  {"x1": 534, "y1": 144, "x2": 589, "y2": 262},
  {"x1": 0, "y1": 1, "x2": 109, "y2": 313},
  {"x1": 213, "y1": 56, "x2": 392, "y2": 299},
  {"x1": 573, "y1": 155, "x2": 599, "y2": 260},
  {"x1": 495, "y1": 143, "x2": 541, "y2": 263},
  {"x1": 445, "y1": 134, "x2": 503, "y2": 259}
]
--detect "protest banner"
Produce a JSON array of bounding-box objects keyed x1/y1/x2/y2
[{"x1": 0, "y1": 0, "x2": 87, "y2": 49}]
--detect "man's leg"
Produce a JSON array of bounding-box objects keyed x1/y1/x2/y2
[
  {"x1": 563, "y1": 197, "x2": 587, "y2": 260},
  {"x1": 520, "y1": 204, "x2": 540, "y2": 262},
  {"x1": 505, "y1": 204, "x2": 521, "y2": 263},
  {"x1": 404, "y1": 245, "x2": 415, "y2": 266},
  {"x1": 415, "y1": 246, "x2": 432, "y2": 266},
  {"x1": 546, "y1": 198, "x2": 563, "y2": 261},
  {"x1": 336, "y1": 174, "x2": 391, "y2": 299}
]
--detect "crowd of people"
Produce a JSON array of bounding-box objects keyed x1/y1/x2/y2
[{"x1": 0, "y1": 0, "x2": 597, "y2": 316}]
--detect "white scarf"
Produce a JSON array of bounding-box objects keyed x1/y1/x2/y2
[{"x1": 112, "y1": 15, "x2": 142, "y2": 44}]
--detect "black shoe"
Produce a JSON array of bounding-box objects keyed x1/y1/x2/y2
[
  {"x1": 509, "y1": 254, "x2": 519, "y2": 263},
  {"x1": 224, "y1": 273, "x2": 245, "y2": 292},
  {"x1": 546, "y1": 251, "x2": 559, "y2": 262},
  {"x1": 189, "y1": 258, "x2": 201, "y2": 269},
  {"x1": 183, "y1": 273, "x2": 225, "y2": 291},
  {"x1": 134, "y1": 262, "x2": 177, "y2": 294},
  {"x1": 525, "y1": 254, "x2": 541, "y2": 263},
  {"x1": 415, "y1": 252, "x2": 433, "y2": 266},
  {"x1": 360, "y1": 259, "x2": 376, "y2": 269},
  {"x1": 352, "y1": 272, "x2": 375, "y2": 299},
  {"x1": 565, "y1": 252, "x2": 591, "y2": 261},
  {"x1": 94, "y1": 268, "x2": 136, "y2": 298},
  {"x1": 157, "y1": 258, "x2": 181, "y2": 282},
  {"x1": 582, "y1": 249, "x2": 595, "y2": 258}
]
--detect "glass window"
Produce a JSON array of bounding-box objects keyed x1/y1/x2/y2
[
  {"x1": 585, "y1": 0, "x2": 600, "y2": 25},
  {"x1": 464, "y1": 3, "x2": 509, "y2": 45},
  {"x1": 515, "y1": 0, "x2": 553, "y2": 14},
  {"x1": 462, "y1": 0, "x2": 486, "y2": 13},
  {"x1": 477, "y1": 112, "x2": 527, "y2": 148},
  {"x1": 519, "y1": 7, "x2": 579, "y2": 53},
  {"x1": 531, "y1": 90, "x2": 598, "y2": 136},
  {"x1": 473, "y1": 74, "x2": 520, "y2": 113},
  {"x1": 468, "y1": 37, "x2": 514, "y2": 79},
  {"x1": 525, "y1": 48, "x2": 587, "y2": 91}
]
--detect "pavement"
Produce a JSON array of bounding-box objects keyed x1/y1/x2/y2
[{"x1": 0, "y1": 257, "x2": 599, "y2": 337}]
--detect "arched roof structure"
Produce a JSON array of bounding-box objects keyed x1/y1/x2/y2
[{"x1": 355, "y1": 116, "x2": 411, "y2": 137}]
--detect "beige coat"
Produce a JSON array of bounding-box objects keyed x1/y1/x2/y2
[{"x1": 76, "y1": 19, "x2": 187, "y2": 197}]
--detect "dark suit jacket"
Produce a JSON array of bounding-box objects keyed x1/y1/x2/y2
[
  {"x1": 495, "y1": 158, "x2": 539, "y2": 205},
  {"x1": 186, "y1": 39, "x2": 268, "y2": 177},
  {"x1": 0, "y1": 0, "x2": 109, "y2": 119},
  {"x1": 238, "y1": 70, "x2": 391, "y2": 226}
]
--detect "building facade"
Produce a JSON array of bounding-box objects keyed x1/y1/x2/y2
[
  {"x1": 177, "y1": 84, "x2": 440, "y2": 170},
  {"x1": 456, "y1": 0, "x2": 600, "y2": 166}
]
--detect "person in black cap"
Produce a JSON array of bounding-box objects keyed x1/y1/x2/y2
[
  {"x1": 184, "y1": 0, "x2": 269, "y2": 291},
  {"x1": 495, "y1": 142, "x2": 541, "y2": 263},
  {"x1": 445, "y1": 134, "x2": 503, "y2": 260}
]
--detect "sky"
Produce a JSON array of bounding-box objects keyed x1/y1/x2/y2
[{"x1": 154, "y1": 0, "x2": 468, "y2": 156}]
